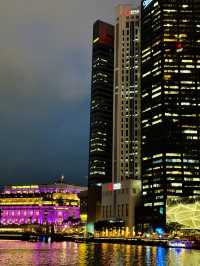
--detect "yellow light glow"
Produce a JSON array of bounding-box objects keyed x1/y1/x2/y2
[
  {"x1": 12, "y1": 185, "x2": 39, "y2": 189},
  {"x1": 93, "y1": 37, "x2": 100, "y2": 44},
  {"x1": 0, "y1": 228, "x2": 23, "y2": 232},
  {"x1": 53, "y1": 193, "x2": 79, "y2": 201},
  {"x1": 80, "y1": 214, "x2": 87, "y2": 222},
  {"x1": 164, "y1": 74, "x2": 171, "y2": 80},
  {"x1": 0, "y1": 197, "x2": 44, "y2": 205}
]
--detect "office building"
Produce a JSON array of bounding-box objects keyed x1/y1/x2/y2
[
  {"x1": 113, "y1": 4, "x2": 141, "y2": 184},
  {"x1": 141, "y1": 0, "x2": 200, "y2": 227},
  {"x1": 88, "y1": 20, "x2": 114, "y2": 223},
  {"x1": 101, "y1": 179, "x2": 141, "y2": 235},
  {"x1": 100, "y1": 4, "x2": 141, "y2": 232}
]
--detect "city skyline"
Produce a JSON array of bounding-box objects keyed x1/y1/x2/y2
[
  {"x1": 0, "y1": 0, "x2": 131, "y2": 185},
  {"x1": 0, "y1": 1, "x2": 199, "y2": 264}
]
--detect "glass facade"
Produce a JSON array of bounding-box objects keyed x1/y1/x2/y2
[
  {"x1": 88, "y1": 20, "x2": 114, "y2": 186},
  {"x1": 141, "y1": 0, "x2": 200, "y2": 226},
  {"x1": 88, "y1": 21, "x2": 114, "y2": 223}
]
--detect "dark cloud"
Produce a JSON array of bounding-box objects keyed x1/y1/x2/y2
[{"x1": 0, "y1": 0, "x2": 132, "y2": 185}]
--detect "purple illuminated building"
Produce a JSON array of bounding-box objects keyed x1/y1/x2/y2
[{"x1": 0, "y1": 183, "x2": 86, "y2": 226}]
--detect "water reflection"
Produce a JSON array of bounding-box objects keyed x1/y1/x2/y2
[
  {"x1": 156, "y1": 246, "x2": 167, "y2": 266},
  {"x1": 0, "y1": 240, "x2": 199, "y2": 266}
]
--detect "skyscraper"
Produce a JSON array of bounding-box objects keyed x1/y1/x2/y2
[
  {"x1": 113, "y1": 5, "x2": 141, "y2": 184},
  {"x1": 141, "y1": 0, "x2": 200, "y2": 227},
  {"x1": 102, "y1": 4, "x2": 141, "y2": 231},
  {"x1": 88, "y1": 20, "x2": 114, "y2": 224}
]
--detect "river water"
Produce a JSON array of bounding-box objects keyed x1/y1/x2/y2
[{"x1": 0, "y1": 240, "x2": 199, "y2": 266}]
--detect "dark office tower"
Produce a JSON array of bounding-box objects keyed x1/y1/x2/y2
[
  {"x1": 141, "y1": 0, "x2": 200, "y2": 228},
  {"x1": 88, "y1": 21, "x2": 114, "y2": 224}
]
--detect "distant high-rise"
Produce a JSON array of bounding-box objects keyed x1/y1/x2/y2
[
  {"x1": 141, "y1": 0, "x2": 200, "y2": 227},
  {"x1": 88, "y1": 20, "x2": 114, "y2": 223}
]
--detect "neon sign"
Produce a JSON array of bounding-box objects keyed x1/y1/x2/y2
[
  {"x1": 107, "y1": 183, "x2": 121, "y2": 191},
  {"x1": 107, "y1": 183, "x2": 113, "y2": 192},
  {"x1": 130, "y1": 10, "x2": 139, "y2": 15},
  {"x1": 121, "y1": 9, "x2": 139, "y2": 16},
  {"x1": 143, "y1": 0, "x2": 154, "y2": 8}
]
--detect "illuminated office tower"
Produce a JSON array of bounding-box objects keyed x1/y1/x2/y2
[
  {"x1": 141, "y1": 0, "x2": 200, "y2": 227},
  {"x1": 88, "y1": 21, "x2": 114, "y2": 224},
  {"x1": 113, "y1": 4, "x2": 141, "y2": 184},
  {"x1": 108, "y1": 4, "x2": 141, "y2": 230}
]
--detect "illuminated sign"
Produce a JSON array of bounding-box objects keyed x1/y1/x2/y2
[
  {"x1": 113, "y1": 183, "x2": 121, "y2": 190},
  {"x1": 121, "y1": 9, "x2": 139, "y2": 16},
  {"x1": 176, "y1": 41, "x2": 183, "y2": 53},
  {"x1": 107, "y1": 183, "x2": 121, "y2": 191},
  {"x1": 107, "y1": 183, "x2": 113, "y2": 192},
  {"x1": 12, "y1": 185, "x2": 39, "y2": 189},
  {"x1": 130, "y1": 10, "x2": 139, "y2": 15},
  {"x1": 143, "y1": 0, "x2": 153, "y2": 8},
  {"x1": 99, "y1": 24, "x2": 113, "y2": 45}
]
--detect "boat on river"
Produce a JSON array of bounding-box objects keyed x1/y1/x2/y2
[{"x1": 167, "y1": 239, "x2": 193, "y2": 248}]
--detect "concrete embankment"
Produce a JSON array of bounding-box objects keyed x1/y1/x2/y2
[
  {"x1": 65, "y1": 236, "x2": 168, "y2": 247},
  {"x1": 0, "y1": 233, "x2": 199, "y2": 250},
  {"x1": 0, "y1": 233, "x2": 167, "y2": 246}
]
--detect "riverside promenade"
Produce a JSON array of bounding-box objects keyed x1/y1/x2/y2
[{"x1": 0, "y1": 233, "x2": 200, "y2": 250}]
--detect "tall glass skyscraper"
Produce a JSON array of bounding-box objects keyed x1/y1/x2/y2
[
  {"x1": 88, "y1": 21, "x2": 114, "y2": 223},
  {"x1": 141, "y1": 0, "x2": 200, "y2": 227}
]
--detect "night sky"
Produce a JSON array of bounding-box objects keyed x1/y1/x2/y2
[{"x1": 0, "y1": 0, "x2": 131, "y2": 186}]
